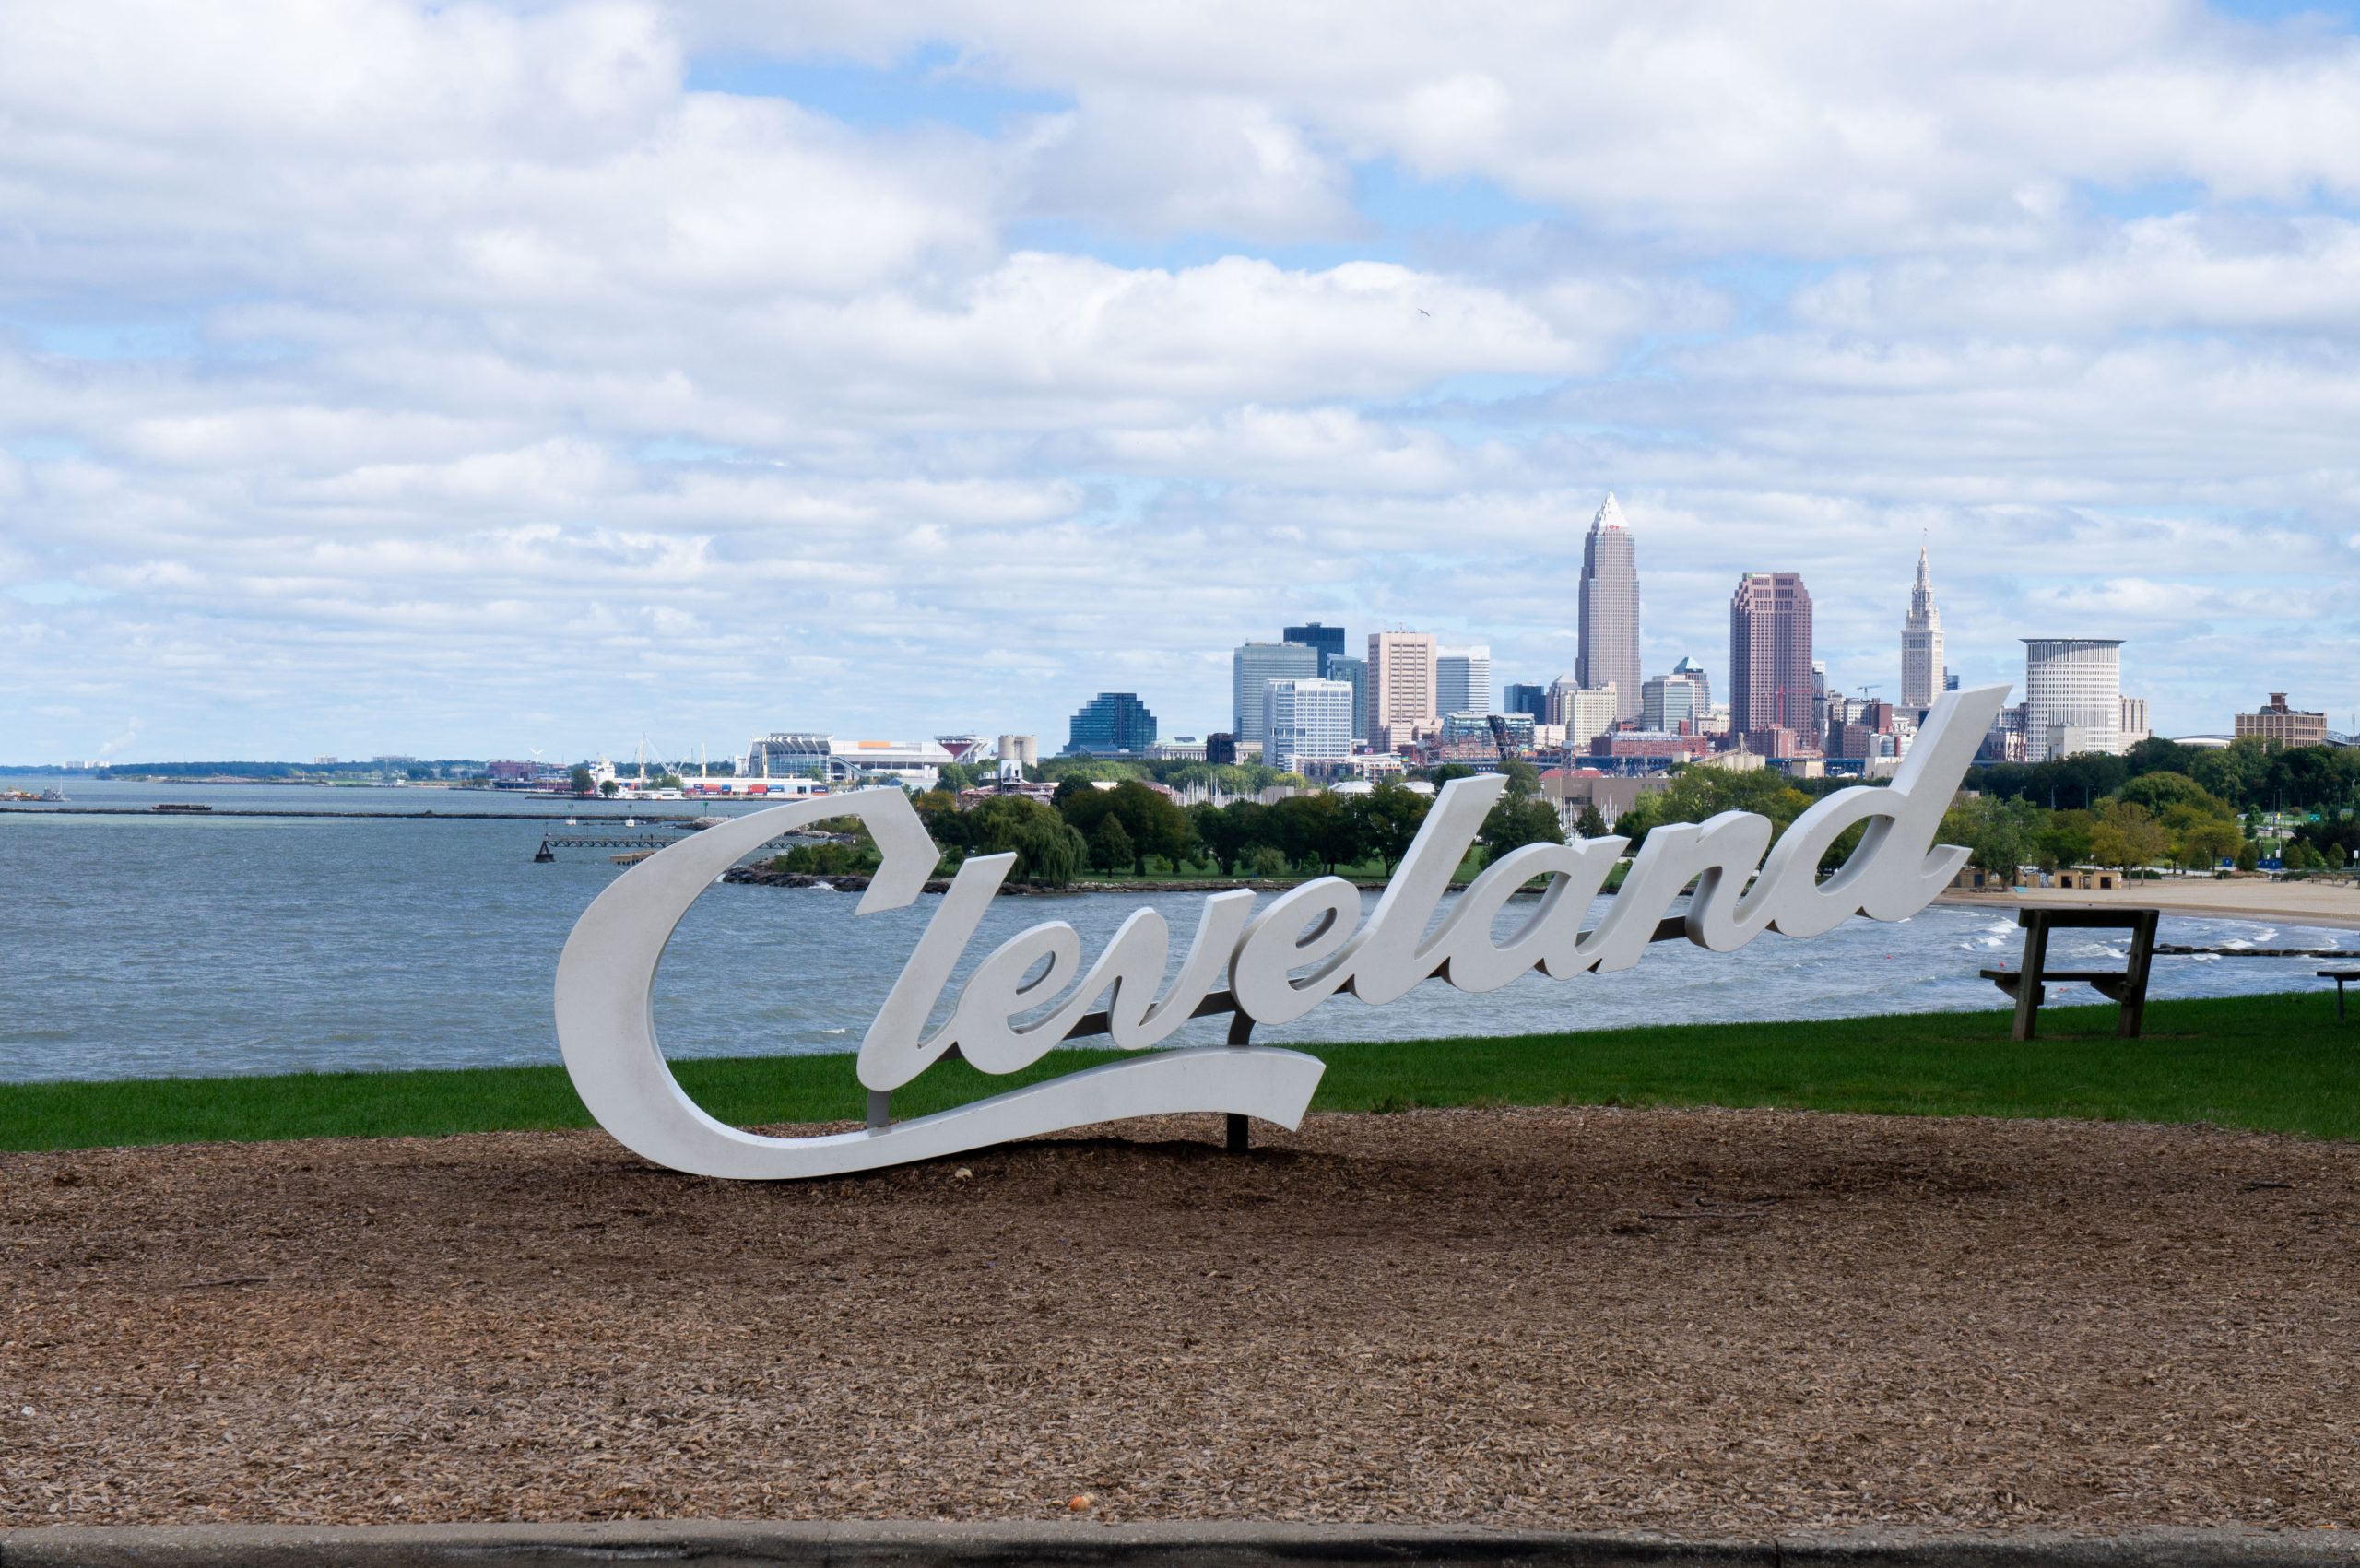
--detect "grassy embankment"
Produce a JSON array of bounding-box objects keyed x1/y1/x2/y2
[{"x1": 4, "y1": 991, "x2": 2353, "y2": 1154}]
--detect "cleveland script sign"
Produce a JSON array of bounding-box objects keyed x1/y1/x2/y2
[{"x1": 554, "y1": 685, "x2": 2009, "y2": 1179}]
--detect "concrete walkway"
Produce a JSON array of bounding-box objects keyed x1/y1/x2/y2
[{"x1": 7, "y1": 1522, "x2": 2360, "y2": 1568}]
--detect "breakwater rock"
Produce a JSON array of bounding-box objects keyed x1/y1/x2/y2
[{"x1": 722, "y1": 867, "x2": 1067, "y2": 896}]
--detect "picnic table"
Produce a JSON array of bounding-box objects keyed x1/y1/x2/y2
[
  {"x1": 1979, "y1": 905, "x2": 2160, "y2": 1042},
  {"x1": 2324, "y1": 969, "x2": 2360, "y2": 1021}
]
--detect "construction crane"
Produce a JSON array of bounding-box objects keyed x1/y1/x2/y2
[{"x1": 1486, "y1": 714, "x2": 1512, "y2": 766}]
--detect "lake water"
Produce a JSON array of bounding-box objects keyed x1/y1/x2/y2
[{"x1": 2, "y1": 777, "x2": 2348, "y2": 1085}]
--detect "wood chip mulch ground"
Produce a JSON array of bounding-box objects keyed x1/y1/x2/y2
[{"x1": 4, "y1": 1106, "x2": 2356, "y2": 1534}]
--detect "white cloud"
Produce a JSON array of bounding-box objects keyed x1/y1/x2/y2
[
  {"x1": 1795, "y1": 215, "x2": 2360, "y2": 336},
  {"x1": 687, "y1": 0, "x2": 2360, "y2": 251},
  {"x1": 0, "y1": 0, "x2": 2356, "y2": 758}
]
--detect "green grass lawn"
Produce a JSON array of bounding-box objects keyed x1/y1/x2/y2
[{"x1": 4, "y1": 991, "x2": 2354, "y2": 1154}]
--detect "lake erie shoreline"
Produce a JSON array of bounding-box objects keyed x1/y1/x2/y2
[{"x1": 1940, "y1": 879, "x2": 2360, "y2": 931}]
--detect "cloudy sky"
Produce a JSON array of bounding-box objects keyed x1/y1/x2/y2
[{"x1": 4, "y1": 0, "x2": 2358, "y2": 764}]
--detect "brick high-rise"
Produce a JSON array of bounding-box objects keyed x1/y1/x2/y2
[{"x1": 1729, "y1": 572, "x2": 1814, "y2": 746}]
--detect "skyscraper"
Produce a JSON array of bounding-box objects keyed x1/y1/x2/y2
[
  {"x1": 1641, "y1": 672, "x2": 1705, "y2": 733},
  {"x1": 1901, "y1": 544, "x2": 1943, "y2": 712},
  {"x1": 1436, "y1": 645, "x2": 1492, "y2": 716},
  {"x1": 1263, "y1": 678, "x2": 1355, "y2": 772},
  {"x1": 1729, "y1": 572, "x2": 1814, "y2": 743},
  {"x1": 1324, "y1": 654, "x2": 1369, "y2": 741},
  {"x1": 1281, "y1": 622, "x2": 1347, "y2": 667},
  {"x1": 1576, "y1": 493, "x2": 1642, "y2": 722},
  {"x1": 1547, "y1": 676, "x2": 1620, "y2": 748},
  {"x1": 1064, "y1": 692, "x2": 1157, "y2": 756},
  {"x1": 1232, "y1": 640, "x2": 1320, "y2": 745},
  {"x1": 1284, "y1": 621, "x2": 1364, "y2": 742},
  {"x1": 1504, "y1": 682, "x2": 1550, "y2": 722},
  {"x1": 1668, "y1": 654, "x2": 1710, "y2": 712},
  {"x1": 1366, "y1": 631, "x2": 1438, "y2": 751},
  {"x1": 2022, "y1": 639, "x2": 2123, "y2": 760}
]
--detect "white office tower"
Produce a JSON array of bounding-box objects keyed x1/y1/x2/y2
[
  {"x1": 1366, "y1": 631, "x2": 1439, "y2": 751},
  {"x1": 1232, "y1": 640, "x2": 1321, "y2": 746},
  {"x1": 1576, "y1": 493, "x2": 1643, "y2": 721},
  {"x1": 1901, "y1": 545, "x2": 1943, "y2": 712},
  {"x1": 1264, "y1": 678, "x2": 1355, "y2": 772},
  {"x1": 1435, "y1": 645, "x2": 1493, "y2": 718},
  {"x1": 2023, "y1": 638, "x2": 2124, "y2": 760},
  {"x1": 1547, "y1": 676, "x2": 1620, "y2": 748}
]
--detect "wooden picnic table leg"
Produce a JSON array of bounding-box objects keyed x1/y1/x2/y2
[
  {"x1": 2013, "y1": 910, "x2": 2049, "y2": 1042},
  {"x1": 2118, "y1": 909, "x2": 2158, "y2": 1039}
]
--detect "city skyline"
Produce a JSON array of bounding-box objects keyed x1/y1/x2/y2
[
  {"x1": 3, "y1": 4, "x2": 2356, "y2": 763},
  {"x1": 27, "y1": 534, "x2": 2332, "y2": 766}
]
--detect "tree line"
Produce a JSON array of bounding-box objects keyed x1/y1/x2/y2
[
  {"x1": 775, "y1": 737, "x2": 2357, "y2": 888},
  {"x1": 779, "y1": 768, "x2": 1573, "y2": 887}
]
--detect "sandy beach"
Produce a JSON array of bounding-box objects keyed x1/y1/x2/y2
[
  {"x1": 6, "y1": 1107, "x2": 2355, "y2": 1534},
  {"x1": 1940, "y1": 878, "x2": 2360, "y2": 932}
]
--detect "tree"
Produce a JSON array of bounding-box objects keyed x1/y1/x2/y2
[
  {"x1": 2035, "y1": 808, "x2": 2094, "y2": 870},
  {"x1": 912, "y1": 791, "x2": 973, "y2": 865},
  {"x1": 2236, "y1": 839, "x2": 2260, "y2": 871},
  {"x1": 1265, "y1": 791, "x2": 1363, "y2": 874},
  {"x1": 2116, "y1": 772, "x2": 2224, "y2": 817},
  {"x1": 2291, "y1": 815, "x2": 2360, "y2": 867},
  {"x1": 2172, "y1": 814, "x2": 2243, "y2": 871},
  {"x1": 1573, "y1": 802, "x2": 1608, "y2": 840},
  {"x1": 598, "y1": 779, "x2": 620, "y2": 797},
  {"x1": 1190, "y1": 800, "x2": 1263, "y2": 876},
  {"x1": 1612, "y1": 767, "x2": 1814, "y2": 852},
  {"x1": 568, "y1": 764, "x2": 594, "y2": 796},
  {"x1": 1060, "y1": 780, "x2": 1196, "y2": 874},
  {"x1": 1086, "y1": 816, "x2": 1134, "y2": 876},
  {"x1": 966, "y1": 796, "x2": 1087, "y2": 885},
  {"x1": 1015, "y1": 816, "x2": 1087, "y2": 885},
  {"x1": 773, "y1": 840, "x2": 879, "y2": 876},
  {"x1": 1351, "y1": 782, "x2": 1430, "y2": 872},
  {"x1": 2265, "y1": 745, "x2": 2344, "y2": 810},
  {"x1": 1478, "y1": 794, "x2": 1565, "y2": 864},
  {"x1": 2122, "y1": 737, "x2": 2197, "y2": 778},
  {"x1": 1940, "y1": 793, "x2": 2040, "y2": 879},
  {"x1": 2187, "y1": 738, "x2": 2274, "y2": 811},
  {"x1": 1241, "y1": 844, "x2": 1292, "y2": 878},
  {"x1": 1498, "y1": 758, "x2": 1540, "y2": 797},
  {"x1": 2086, "y1": 799, "x2": 2170, "y2": 877}
]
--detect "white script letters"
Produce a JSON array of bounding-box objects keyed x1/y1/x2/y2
[{"x1": 555, "y1": 685, "x2": 2010, "y2": 1179}]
